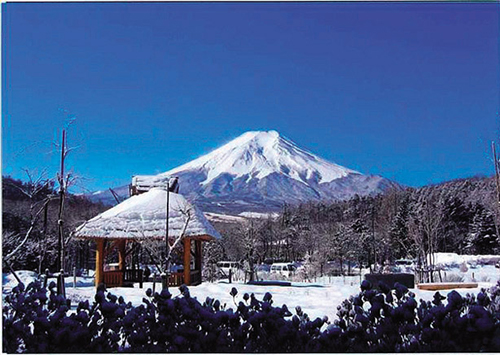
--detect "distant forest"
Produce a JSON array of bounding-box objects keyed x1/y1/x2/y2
[
  {"x1": 3, "y1": 175, "x2": 499, "y2": 279},
  {"x1": 210, "y1": 175, "x2": 499, "y2": 277}
]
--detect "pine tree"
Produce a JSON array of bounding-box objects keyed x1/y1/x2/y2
[
  {"x1": 350, "y1": 218, "x2": 371, "y2": 271},
  {"x1": 466, "y1": 204, "x2": 498, "y2": 255},
  {"x1": 441, "y1": 197, "x2": 473, "y2": 253},
  {"x1": 389, "y1": 197, "x2": 410, "y2": 259}
]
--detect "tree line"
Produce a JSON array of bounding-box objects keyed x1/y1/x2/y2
[
  {"x1": 3, "y1": 174, "x2": 499, "y2": 282},
  {"x1": 207, "y1": 175, "x2": 499, "y2": 281},
  {"x1": 2, "y1": 175, "x2": 108, "y2": 274}
]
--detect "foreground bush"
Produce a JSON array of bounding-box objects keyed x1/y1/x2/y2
[{"x1": 3, "y1": 280, "x2": 500, "y2": 353}]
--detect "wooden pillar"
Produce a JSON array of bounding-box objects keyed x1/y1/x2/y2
[
  {"x1": 118, "y1": 240, "x2": 126, "y2": 271},
  {"x1": 118, "y1": 240, "x2": 126, "y2": 287},
  {"x1": 195, "y1": 240, "x2": 202, "y2": 271},
  {"x1": 183, "y1": 238, "x2": 191, "y2": 285},
  {"x1": 95, "y1": 239, "x2": 104, "y2": 287}
]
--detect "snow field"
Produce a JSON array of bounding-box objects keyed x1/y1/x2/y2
[
  {"x1": 59, "y1": 276, "x2": 497, "y2": 325},
  {"x1": 60, "y1": 270, "x2": 500, "y2": 324},
  {"x1": 4, "y1": 252, "x2": 500, "y2": 326}
]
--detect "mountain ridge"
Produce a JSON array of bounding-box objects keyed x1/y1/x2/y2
[{"x1": 88, "y1": 130, "x2": 399, "y2": 213}]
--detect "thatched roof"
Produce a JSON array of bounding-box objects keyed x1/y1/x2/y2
[{"x1": 74, "y1": 188, "x2": 221, "y2": 240}]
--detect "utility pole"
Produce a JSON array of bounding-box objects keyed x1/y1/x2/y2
[
  {"x1": 58, "y1": 129, "x2": 66, "y2": 271},
  {"x1": 371, "y1": 203, "x2": 376, "y2": 272},
  {"x1": 162, "y1": 178, "x2": 171, "y2": 291},
  {"x1": 109, "y1": 188, "x2": 123, "y2": 205},
  {"x1": 492, "y1": 142, "x2": 500, "y2": 205},
  {"x1": 57, "y1": 129, "x2": 67, "y2": 297},
  {"x1": 491, "y1": 142, "x2": 500, "y2": 246}
]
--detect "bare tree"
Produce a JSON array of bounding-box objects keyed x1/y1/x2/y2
[
  {"x1": 230, "y1": 220, "x2": 261, "y2": 282},
  {"x1": 492, "y1": 141, "x2": 500, "y2": 205},
  {"x1": 491, "y1": 141, "x2": 500, "y2": 243},
  {"x1": 3, "y1": 171, "x2": 53, "y2": 271},
  {"x1": 409, "y1": 195, "x2": 444, "y2": 282},
  {"x1": 139, "y1": 202, "x2": 192, "y2": 290}
]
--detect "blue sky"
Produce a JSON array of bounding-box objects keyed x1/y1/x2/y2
[{"x1": 2, "y1": 3, "x2": 499, "y2": 193}]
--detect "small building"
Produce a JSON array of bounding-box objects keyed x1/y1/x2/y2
[{"x1": 74, "y1": 187, "x2": 220, "y2": 288}]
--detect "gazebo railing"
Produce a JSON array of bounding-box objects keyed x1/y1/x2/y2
[
  {"x1": 124, "y1": 269, "x2": 143, "y2": 283},
  {"x1": 102, "y1": 269, "x2": 201, "y2": 288},
  {"x1": 103, "y1": 271, "x2": 124, "y2": 288},
  {"x1": 190, "y1": 270, "x2": 201, "y2": 285},
  {"x1": 168, "y1": 272, "x2": 184, "y2": 286}
]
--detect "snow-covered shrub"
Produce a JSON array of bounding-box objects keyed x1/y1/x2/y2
[
  {"x1": 441, "y1": 272, "x2": 464, "y2": 283},
  {"x1": 297, "y1": 252, "x2": 322, "y2": 281},
  {"x1": 3, "y1": 280, "x2": 113, "y2": 353},
  {"x1": 329, "y1": 280, "x2": 499, "y2": 352},
  {"x1": 479, "y1": 275, "x2": 491, "y2": 282},
  {"x1": 4, "y1": 279, "x2": 500, "y2": 352}
]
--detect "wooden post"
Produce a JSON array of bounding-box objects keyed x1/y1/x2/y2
[
  {"x1": 57, "y1": 129, "x2": 67, "y2": 272},
  {"x1": 44, "y1": 268, "x2": 50, "y2": 288},
  {"x1": 118, "y1": 240, "x2": 126, "y2": 271},
  {"x1": 163, "y1": 183, "x2": 170, "y2": 291},
  {"x1": 57, "y1": 269, "x2": 65, "y2": 297},
  {"x1": 118, "y1": 240, "x2": 126, "y2": 287},
  {"x1": 493, "y1": 142, "x2": 500, "y2": 204},
  {"x1": 195, "y1": 240, "x2": 202, "y2": 271},
  {"x1": 194, "y1": 240, "x2": 202, "y2": 285},
  {"x1": 183, "y1": 238, "x2": 191, "y2": 285},
  {"x1": 491, "y1": 142, "x2": 500, "y2": 241},
  {"x1": 95, "y1": 239, "x2": 104, "y2": 287}
]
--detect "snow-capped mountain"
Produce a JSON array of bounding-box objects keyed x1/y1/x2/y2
[
  {"x1": 168, "y1": 130, "x2": 358, "y2": 185},
  {"x1": 90, "y1": 130, "x2": 399, "y2": 213}
]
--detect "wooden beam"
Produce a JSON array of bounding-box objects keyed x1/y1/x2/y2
[
  {"x1": 183, "y1": 238, "x2": 191, "y2": 285},
  {"x1": 95, "y1": 239, "x2": 104, "y2": 287},
  {"x1": 417, "y1": 282, "x2": 478, "y2": 291}
]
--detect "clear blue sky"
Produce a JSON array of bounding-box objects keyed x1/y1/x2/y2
[{"x1": 2, "y1": 3, "x2": 499, "y2": 193}]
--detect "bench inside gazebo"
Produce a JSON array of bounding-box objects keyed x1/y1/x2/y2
[{"x1": 74, "y1": 187, "x2": 220, "y2": 288}]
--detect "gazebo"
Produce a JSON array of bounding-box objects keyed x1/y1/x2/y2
[{"x1": 74, "y1": 188, "x2": 220, "y2": 288}]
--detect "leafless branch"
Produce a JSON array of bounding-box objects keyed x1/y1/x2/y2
[
  {"x1": 4, "y1": 198, "x2": 51, "y2": 261},
  {"x1": 65, "y1": 145, "x2": 80, "y2": 156},
  {"x1": 6, "y1": 169, "x2": 53, "y2": 200}
]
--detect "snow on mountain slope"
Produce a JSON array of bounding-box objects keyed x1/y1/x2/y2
[
  {"x1": 162, "y1": 130, "x2": 358, "y2": 186},
  {"x1": 89, "y1": 131, "x2": 399, "y2": 213}
]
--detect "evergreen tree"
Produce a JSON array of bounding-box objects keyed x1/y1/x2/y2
[
  {"x1": 389, "y1": 195, "x2": 410, "y2": 259},
  {"x1": 441, "y1": 197, "x2": 473, "y2": 253},
  {"x1": 350, "y1": 218, "x2": 371, "y2": 270},
  {"x1": 466, "y1": 204, "x2": 498, "y2": 254}
]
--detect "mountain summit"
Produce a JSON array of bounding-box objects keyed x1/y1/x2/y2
[
  {"x1": 117, "y1": 130, "x2": 398, "y2": 214},
  {"x1": 163, "y1": 130, "x2": 358, "y2": 187}
]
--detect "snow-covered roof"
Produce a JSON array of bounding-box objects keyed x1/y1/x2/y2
[
  {"x1": 131, "y1": 175, "x2": 176, "y2": 194},
  {"x1": 74, "y1": 188, "x2": 221, "y2": 240}
]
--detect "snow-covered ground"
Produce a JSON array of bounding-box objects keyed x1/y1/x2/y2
[
  {"x1": 2, "y1": 270, "x2": 39, "y2": 293},
  {"x1": 429, "y1": 252, "x2": 500, "y2": 270},
  {"x1": 4, "y1": 253, "x2": 500, "y2": 323},
  {"x1": 30, "y1": 273, "x2": 500, "y2": 323}
]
